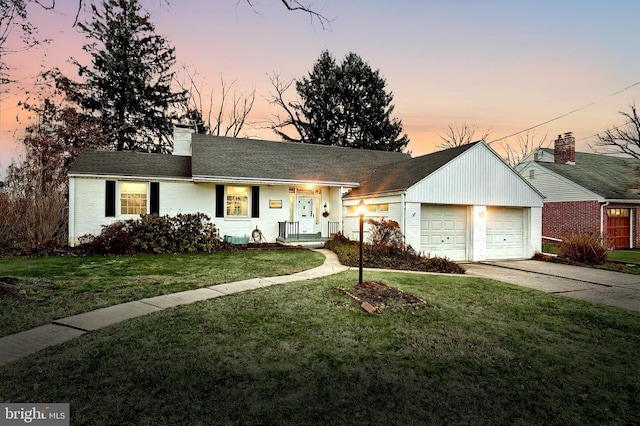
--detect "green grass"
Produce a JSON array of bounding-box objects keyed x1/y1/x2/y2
[
  {"x1": 0, "y1": 249, "x2": 325, "y2": 337},
  {"x1": 1, "y1": 270, "x2": 638, "y2": 425},
  {"x1": 608, "y1": 249, "x2": 640, "y2": 264}
]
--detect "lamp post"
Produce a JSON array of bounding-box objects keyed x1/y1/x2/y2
[{"x1": 356, "y1": 199, "x2": 366, "y2": 284}]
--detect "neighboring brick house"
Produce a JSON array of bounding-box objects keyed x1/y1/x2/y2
[{"x1": 516, "y1": 132, "x2": 640, "y2": 249}]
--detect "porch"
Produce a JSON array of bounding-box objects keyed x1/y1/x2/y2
[{"x1": 276, "y1": 221, "x2": 339, "y2": 248}]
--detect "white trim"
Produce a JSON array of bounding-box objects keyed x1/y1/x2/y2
[
  {"x1": 68, "y1": 173, "x2": 191, "y2": 182},
  {"x1": 192, "y1": 175, "x2": 360, "y2": 187}
]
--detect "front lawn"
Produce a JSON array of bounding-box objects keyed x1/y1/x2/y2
[
  {"x1": 0, "y1": 249, "x2": 325, "y2": 337},
  {"x1": 1, "y1": 270, "x2": 638, "y2": 424}
]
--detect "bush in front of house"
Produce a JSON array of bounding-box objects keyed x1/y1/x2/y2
[
  {"x1": 557, "y1": 231, "x2": 610, "y2": 265},
  {"x1": 0, "y1": 192, "x2": 68, "y2": 255},
  {"x1": 326, "y1": 219, "x2": 465, "y2": 274},
  {"x1": 81, "y1": 213, "x2": 233, "y2": 255}
]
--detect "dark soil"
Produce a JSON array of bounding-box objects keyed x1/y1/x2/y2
[
  {"x1": 0, "y1": 276, "x2": 54, "y2": 301},
  {"x1": 347, "y1": 280, "x2": 425, "y2": 310}
]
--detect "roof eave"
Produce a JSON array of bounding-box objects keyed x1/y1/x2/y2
[
  {"x1": 68, "y1": 172, "x2": 192, "y2": 181},
  {"x1": 192, "y1": 175, "x2": 360, "y2": 187}
]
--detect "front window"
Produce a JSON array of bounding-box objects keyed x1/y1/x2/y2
[
  {"x1": 120, "y1": 182, "x2": 147, "y2": 215},
  {"x1": 226, "y1": 186, "x2": 249, "y2": 216}
]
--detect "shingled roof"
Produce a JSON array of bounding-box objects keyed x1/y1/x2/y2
[
  {"x1": 345, "y1": 142, "x2": 479, "y2": 198},
  {"x1": 68, "y1": 135, "x2": 411, "y2": 185},
  {"x1": 190, "y1": 134, "x2": 410, "y2": 185},
  {"x1": 536, "y1": 148, "x2": 640, "y2": 200},
  {"x1": 68, "y1": 150, "x2": 191, "y2": 178}
]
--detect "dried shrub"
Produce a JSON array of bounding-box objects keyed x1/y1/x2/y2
[
  {"x1": 367, "y1": 218, "x2": 410, "y2": 257},
  {"x1": 557, "y1": 231, "x2": 610, "y2": 265},
  {"x1": 0, "y1": 192, "x2": 68, "y2": 252}
]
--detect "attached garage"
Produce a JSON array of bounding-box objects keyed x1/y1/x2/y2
[
  {"x1": 420, "y1": 205, "x2": 467, "y2": 260},
  {"x1": 343, "y1": 141, "x2": 544, "y2": 262},
  {"x1": 486, "y1": 207, "x2": 524, "y2": 260}
]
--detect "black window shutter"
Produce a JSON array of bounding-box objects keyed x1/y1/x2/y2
[
  {"x1": 150, "y1": 182, "x2": 160, "y2": 215},
  {"x1": 105, "y1": 180, "x2": 116, "y2": 217},
  {"x1": 251, "y1": 186, "x2": 260, "y2": 218},
  {"x1": 215, "y1": 185, "x2": 224, "y2": 218}
]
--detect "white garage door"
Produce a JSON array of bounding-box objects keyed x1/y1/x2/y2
[
  {"x1": 486, "y1": 207, "x2": 524, "y2": 260},
  {"x1": 420, "y1": 205, "x2": 467, "y2": 261}
]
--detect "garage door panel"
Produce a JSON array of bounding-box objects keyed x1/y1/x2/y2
[
  {"x1": 487, "y1": 208, "x2": 524, "y2": 260},
  {"x1": 420, "y1": 205, "x2": 467, "y2": 261}
]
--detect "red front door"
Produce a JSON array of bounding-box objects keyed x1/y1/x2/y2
[{"x1": 607, "y1": 211, "x2": 630, "y2": 249}]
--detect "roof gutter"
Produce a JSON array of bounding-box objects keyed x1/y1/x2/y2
[
  {"x1": 605, "y1": 199, "x2": 640, "y2": 204},
  {"x1": 192, "y1": 175, "x2": 360, "y2": 187},
  {"x1": 600, "y1": 201, "x2": 609, "y2": 242}
]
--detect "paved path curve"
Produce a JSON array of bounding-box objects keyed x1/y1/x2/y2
[{"x1": 0, "y1": 249, "x2": 347, "y2": 367}]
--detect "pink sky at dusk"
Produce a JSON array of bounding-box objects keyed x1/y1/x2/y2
[{"x1": 2, "y1": 0, "x2": 640, "y2": 174}]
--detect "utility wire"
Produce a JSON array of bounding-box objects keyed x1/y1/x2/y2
[{"x1": 489, "y1": 81, "x2": 640, "y2": 144}]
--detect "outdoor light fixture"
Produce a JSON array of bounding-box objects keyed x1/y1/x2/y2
[{"x1": 357, "y1": 200, "x2": 366, "y2": 284}]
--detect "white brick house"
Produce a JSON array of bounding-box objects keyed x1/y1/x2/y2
[{"x1": 68, "y1": 128, "x2": 543, "y2": 261}]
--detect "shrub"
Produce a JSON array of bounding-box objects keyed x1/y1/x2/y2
[
  {"x1": 557, "y1": 231, "x2": 610, "y2": 264},
  {"x1": 367, "y1": 218, "x2": 412, "y2": 257},
  {"x1": 82, "y1": 213, "x2": 229, "y2": 255},
  {"x1": 325, "y1": 231, "x2": 465, "y2": 274},
  {"x1": 82, "y1": 221, "x2": 134, "y2": 255}
]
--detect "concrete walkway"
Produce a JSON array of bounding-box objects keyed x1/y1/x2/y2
[
  {"x1": 464, "y1": 260, "x2": 640, "y2": 313},
  {"x1": 0, "y1": 249, "x2": 347, "y2": 367}
]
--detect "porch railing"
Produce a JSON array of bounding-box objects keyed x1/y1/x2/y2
[
  {"x1": 328, "y1": 221, "x2": 340, "y2": 237},
  {"x1": 278, "y1": 221, "x2": 299, "y2": 240}
]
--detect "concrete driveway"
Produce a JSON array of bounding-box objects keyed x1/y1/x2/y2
[{"x1": 464, "y1": 260, "x2": 640, "y2": 313}]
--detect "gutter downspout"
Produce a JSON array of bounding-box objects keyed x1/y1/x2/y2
[
  {"x1": 600, "y1": 201, "x2": 609, "y2": 242},
  {"x1": 402, "y1": 191, "x2": 407, "y2": 244}
]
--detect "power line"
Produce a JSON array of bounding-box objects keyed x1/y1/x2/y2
[{"x1": 489, "y1": 81, "x2": 640, "y2": 144}]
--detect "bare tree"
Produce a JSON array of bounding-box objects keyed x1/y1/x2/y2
[
  {"x1": 245, "y1": 0, "x2": 331, "y2": 29},
  {"x1": 0, "y1": 0, "x2": 54, "y2": 84},
  {"x1": 266, "y1": 72, "x2": 307, "y2": 141},
  {"x1": 436, "y1": 123, "x2": 491, "y2": 150},
  {"x1": 176, "y1": 67, "x2": 255, "y2": 137},
  {"x1": 499, "y1": 129, "x2": 548, "y2": 167},
  {"x1": 594, "y1": 102, "x2": 640, "y2": 159}
]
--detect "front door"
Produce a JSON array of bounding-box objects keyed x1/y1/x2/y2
[
  {"x1": 607, "y1": 208, "x2": 630, "y2": 249},
  {"x1": 297, "y1": 195, "x2": 314, "y2": 234}
]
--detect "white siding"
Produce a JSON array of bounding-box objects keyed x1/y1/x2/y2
[
  {"x1": 69, "y1": 178, "x2": 303, "y2": 245},
  {"x1": 406, "y1": 143, "x2": 544, "y2": 207},
  {"x1": 70, "y1": 177, "x2": 121, "y2": 244},
  {"x1": 517, "y1": 163, "x2": 602, "y2": 202},
  {"x1": 218, "y1": 185, "x2": 289, "y2": 242}
]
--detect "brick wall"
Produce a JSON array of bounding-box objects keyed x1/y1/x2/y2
[
  {"x1": 542, "y1": 201, "x2": 601, "y2": 239},
  {"x1": 543, "y1": 201, "x2": 640, "y2": 248}
]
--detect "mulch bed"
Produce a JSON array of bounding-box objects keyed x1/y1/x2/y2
[{"x1": 345, "y1": 281, "x2": 425, "y2": 312}]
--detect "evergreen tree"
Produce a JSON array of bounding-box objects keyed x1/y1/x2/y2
[
  {"x1": 272, "y1": 50, "x2": 409, "y2": 152},
  {"x1": 59, "y1": 0, "x2": 186, "y2": 152}
]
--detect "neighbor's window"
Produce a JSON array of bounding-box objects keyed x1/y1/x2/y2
[
  {"x1": 226, "y1": 186, "x2": 249, "y2": 216},
  {"x1": 120, "y1": 182, "x2": 147, "y2": 215}
]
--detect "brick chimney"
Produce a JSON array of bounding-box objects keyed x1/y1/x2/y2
[{"x1": 554, "y1": 132, "x2": 575, "y2": 164}]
